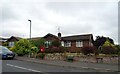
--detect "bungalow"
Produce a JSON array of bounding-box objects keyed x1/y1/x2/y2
[
  {"x1": 5, "y1": 33, "x2": 94, "y2": 52},
  {"x1": 61, "y1": 34, "x2": 94, "y2": 52},
  {"x1": 6, "y1": 36, "x2": 22, "y2": 47},
  {"x1": 40, "y1": 33, "x2": 94, "y2": 52}
]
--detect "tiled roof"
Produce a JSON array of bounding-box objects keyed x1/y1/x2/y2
[
  {"x1": 6, "y1": 36, "x2": 22, "y2": 42},
  {"x1": 43, "y1": 33, "x2": 59, "y2": 39},
  {"x1": 61, "y1": 34, "x2": 93, "y2": 41}
]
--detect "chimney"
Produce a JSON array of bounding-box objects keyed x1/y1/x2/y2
[{"x1": 58, "y1": 32, "x2": 61, "y2": 40}]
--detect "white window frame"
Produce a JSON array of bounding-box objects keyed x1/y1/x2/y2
[
  {"x1": 76, "y1": 41, "x2": 83, "y2": 47},
  {"x1": 9, "y1": 42, "x2": 14, "y2": 47},
  {"x1": 64, "y1": 41, "x2": 71, "y2": 47},
  {"x1": 61, "y1": 41, "x2": 64, "y2": 46},
  {"x1": 45, "y1": 41, "x2": 51, "y2": 48}
]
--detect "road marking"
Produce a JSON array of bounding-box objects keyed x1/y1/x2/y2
[{"x1": 6, "y1": 64, "x2": 41, "y2": 72}]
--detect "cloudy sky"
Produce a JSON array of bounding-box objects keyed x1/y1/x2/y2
[{"x1": 0, "y1": 0, "x2": 119, "y2": 44}]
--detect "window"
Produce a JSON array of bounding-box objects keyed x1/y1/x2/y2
[
  {"x1": 45, "y1": 41, "x2": 51, "y2": 48},
  {"x1": 64, "y1": 41, "x2": 71, "y2": 47},
  {"x1": 61, "y1": 41, "x2": 64, "y2": 46},
  {"x1": 76, "y1": 41, "x2": 83, "y2": 47},
  {"x1": 9, "y1": 42, "x2": 14, "y2": 47}
]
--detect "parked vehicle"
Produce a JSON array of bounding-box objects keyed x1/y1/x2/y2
[{"x1": 0, "y1": 46, "x2": 15, "y2": 59}]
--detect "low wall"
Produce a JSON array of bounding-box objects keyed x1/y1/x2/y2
[{"x1": 44, "y1": 53, "x2": 118, "y2": 64}]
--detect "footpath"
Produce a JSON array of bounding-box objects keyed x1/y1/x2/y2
[{"x1": 15, "y1": 56, "x2": 119, "y2": 72}]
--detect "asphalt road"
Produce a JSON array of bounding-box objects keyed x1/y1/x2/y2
[
  {"x1": 2, "y1": 59, "x2": 99, "y2": 72},
  {"x1": 1, "y1": 60, "x2": 119, "y2": 74}
]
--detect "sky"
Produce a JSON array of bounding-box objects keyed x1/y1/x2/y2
[{"x1": 0, "y1": 0, "x2": 119, "y2": 44}]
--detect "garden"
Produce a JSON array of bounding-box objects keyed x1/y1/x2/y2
[{"x1": 4, "y1": 37, "x2": 120, "y2": 64}]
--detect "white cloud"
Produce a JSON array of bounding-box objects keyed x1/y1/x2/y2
[{"x1": 1, "y1": 0, "x2": 118, "y2": 44}]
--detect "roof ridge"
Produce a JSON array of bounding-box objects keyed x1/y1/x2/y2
[{"x1": 62, "y1": 34, "x2": 92, "y2": 38}]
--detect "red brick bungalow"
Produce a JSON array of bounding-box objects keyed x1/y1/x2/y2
[
  {"x1": 5, "y1": 33, "x2": 94, "y2": 52},
  {"x1": 41, "y1": 33, "x2": 94, "y2": 52}
]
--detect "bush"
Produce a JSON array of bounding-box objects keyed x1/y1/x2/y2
[
  {"x1": 51, "y1": 40, "x2": 61, "y2": 47},
  {"x1": 37, "y1": 53, "x2": 45, "y2": 59},
  {"x1": 31, "y1": 46, "x2": 39, "y2": 54},
  {"x1": 81, "y1": 46, "x2": 96, "y2": 55},
  {"x1": 44, "y1": 46, "x2": 67, "y2": 53},
  {"x1": 30, "y1": 38, "x2": 45, "y2": 49},
  {"x1": 10, "y1": 39, "x2": 33, "y2": 56},
  {"x1": 101, "y1": 46, "x2": 118, "y2": 54},
  {"x1": 3, "y1": 42, "x2": 8, "y2": 46},
  {"x1": 115, "y1": 45, "x2": 120, "y2": 53},
  {"x1": 66, "y1": 55, "x2": 74, "y2": 62}
]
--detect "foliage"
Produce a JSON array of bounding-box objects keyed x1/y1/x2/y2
[
  {"x1": 51, "y1": 40, "x2": 61, "y2": 47},
  {"x1": 115, "y1": 45, "x2": 120, "y2": 52},
  {"x1": 81, "y1": 46, "x2": 96, "y2": 55},
  {"x1": 30, "y1": 38, "x2": 45, "y2": 49},
  {"x1": 101, "y1": 46, "x2": 118, "y2": 54},
  {"x1": 102, "y1": 39, "x2": 115, "y2": 47},
  {"x1": 36, "y1": 53, "x2": 45, "y2": 59},
  {"x1": 94, "y1": 36, "x2": 114, "y2": 49},
  {"x1": 101, "y1": 39, "x2": 118, "y2": 54},
  {"x1": 31, "y1": 46, "x2": 39, "y2": 57},
  {"x1": 45, "y1": 46, "x2": 67, "y2": 53},
  {"x1": 66, "y1": 54, "x2": 74, "y2": 62},
  {"x1": 10, "y1": 39, "x2": 33, "y2": 56},
  {"x1": 31, "y1": 46, "x2": 39, "y2": 53},
  {"x1": 3, "y1": 42, "x2": 8, "y2": 46},
  {"x1": 44, "y1": 40, "x2": 67, "y2": 53}
]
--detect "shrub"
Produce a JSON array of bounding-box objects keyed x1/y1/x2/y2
[
  {"x1": 10, "y1": 39, "x2": 33, "y2": 56},
  {"x1": 101, "y1": 39, "x2": 118, "y2": 55},
  {"x1": 66, "y1": 55, "x2": 74, "y2": 62},
  {"x1": 44, "y1": 46, "x2": 67, "y2": 53},
  {"x1": 115, "y1": 45, "x2": 120, "y2": 53},
  {"x1": 81, "y1": 46, "x2": 95, "y2": 55},
  {"x1": 101, "y1": 46, "x2": 118, "y2": 54},
  {"x1": 31, "y1": 46, "x2": 39, "y2": 54},
  {"x1": 51, "y1": 40, "x2": 61, "y2": 47},
  {"x1": 37, "y1": 53, "x2": 45, "y2": 59},
  {"x1": 30, "y1": 38, "x2": 45, "y2": 49},
  {"x1": 3, "y1": 42, "x2": 8, "y2": 46}
]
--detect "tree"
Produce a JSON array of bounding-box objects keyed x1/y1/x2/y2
[
  {"x1": 51, "y1": 40, "x2": 61, "y2": 47},
  {"x1": 101, "y1": 39, "x2": 118, "y2": 54},
  {"x1": 115, "y1": 45, "x2": 120, "y2": 54},
  {"x1": 94, "y1": 36, "x2": 114, "y2": 49},
  {"x1": 115, "y1": 45, "x2": 120, "y2": 50},
  {"x1": 10, "y1": 39, "x2": 33, "y2": 56},
  {"x1": 31, "y1": 38, "x2": 45, "y2": 49}
]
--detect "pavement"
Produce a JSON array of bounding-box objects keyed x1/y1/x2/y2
[{"x1": 15, "y1": 56, "x2": 119, "y2": 72}]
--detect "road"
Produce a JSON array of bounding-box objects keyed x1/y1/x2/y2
[{"x1": 2, "y1": 59, "x2": 99, "y2": 72}]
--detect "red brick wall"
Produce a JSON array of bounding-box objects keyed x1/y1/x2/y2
[
  {"x1": 66, "y1": 40, "x2": 91, "y2": 52},
  {"x1": 83, "y1": 40, "x2": 89, "y2": 46}
]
